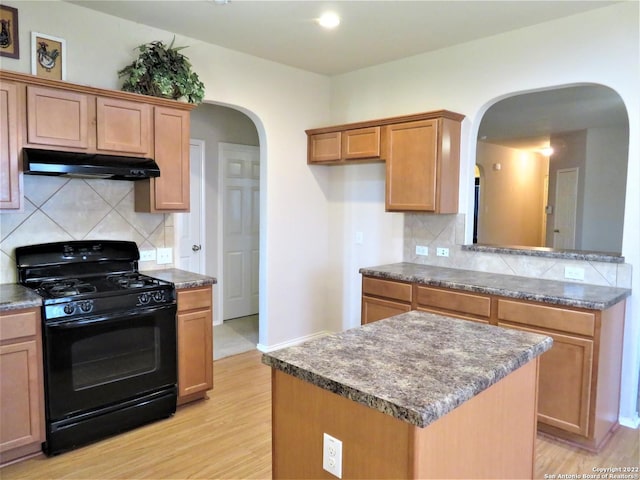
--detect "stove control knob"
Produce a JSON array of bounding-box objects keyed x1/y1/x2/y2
[
  {"x1": 80, "y1": 300, "x2": 93, "y2": 313},
  {"x1": 152, "y1": 291, "x2": 165, "y2": 303},
  {"x1": 63, "y1": 303, "x2": 76, "y2": 315},
  {"x1": 138, "y1": 293, "x2": 151, "y2": 305}
]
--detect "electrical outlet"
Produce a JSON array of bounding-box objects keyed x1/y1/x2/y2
[
  {"x1": 156, "y1": 248, "x2": 173, "y2": 265},
  {"x1": 415, "y1": 245, "x2": 429, "y2": 256},
  {"x1": 323, "y1": 433, "x2": 342, "y2": 478},
  {"x1": 139, "y1": 249, "x2": 156, "y2": 262},
  {"x1": 564, "y1": 266, "x2": 585, "y2": 281},
  {"x1": 436, "y1": 247, "x2": 449, "y2": 257}
]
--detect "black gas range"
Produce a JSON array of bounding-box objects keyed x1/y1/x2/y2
[{"x1": 16, "y1": 240, "x2": 178, "y2": 456}]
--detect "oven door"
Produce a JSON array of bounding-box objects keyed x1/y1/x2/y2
[{"x1": 43, "y1": 303, "x2": 177, "y2": 421}]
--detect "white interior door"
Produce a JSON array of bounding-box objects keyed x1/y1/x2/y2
[
  {"x1": 553, "y1": 168, "x2": 578, "y2": 249},
  {"x1": 177, "y1": 140, "x2": 205, "y2": 273},
  {"x1": 220, "y1": 143, "x2": 259, "y2": 320}
]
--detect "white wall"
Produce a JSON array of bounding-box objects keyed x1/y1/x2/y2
[
  {"x1": 1, "y1": 0, "x2": 333, "y2": 349},
  {"x1": 329, "y1": 2, "x2": 639, "y2": 425},
  {"x1": 583, "y1": 126, "x2": 628, "y2": 252}
]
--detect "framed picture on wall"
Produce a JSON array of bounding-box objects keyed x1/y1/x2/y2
[
  {"x1": 0, "y1": 4, "x2": 19, "y2": 59},
  {"x1": 31, "y1": 31, "x2": 66, "y2": 80}
]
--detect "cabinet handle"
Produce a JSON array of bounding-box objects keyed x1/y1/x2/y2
[{"x1": 192, "y1": 244, "x2": 201, "y2": 252}]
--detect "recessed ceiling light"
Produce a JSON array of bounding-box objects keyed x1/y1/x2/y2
[{"x1": 317, "y1": 11, "x2": 340, "y2": 29}]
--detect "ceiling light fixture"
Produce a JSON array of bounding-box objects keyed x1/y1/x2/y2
[
  {"x1": 317, "y1": 11, "x2": 340, "y2": 29},
  {"x1": 539, "y1": 147, "x2": 554, "y2": 156}
]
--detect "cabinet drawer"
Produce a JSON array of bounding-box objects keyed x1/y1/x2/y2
[
  {"x1": 497, "y1": 300, "x2": 595, "y2": 337},
  {"x1": 0, "y1": 310, "x2": 38, "y2": 342},
  {"x1": 415, "y1": 286, "x2": 490, "y2": 319},
  {"x1": 177, "y1": 286, "x2": 212, "y2": 312},
  {"x1": 362, "y1": 296, "x2": 412, "y2": 325},
  {"x1": 362, "y1": 277, "x2": 412, "y2": 303}
]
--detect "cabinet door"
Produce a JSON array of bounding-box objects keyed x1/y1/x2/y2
[
  {"x1": 308, "y1": 131, "x2": 341, "y2": 163},
  {"x1": 26, "y1": 86, "x2": 89, "y2": 149},
  {"x1": 384, "y1": 119, "x2": 438, "y2": 212},
  {"x1": 499, "y1": 323, "x2": 593, "y2": 437},
  {"x1": 152, "y1": 107, "x2": 190, "y2": 211},
  {"x1": 177, "y1": 308, "x2": 213, "y2": 398},
  {"x1": 0, "y1": 81, "x2": 21, "y2": 210},
  {"x1": 96, "y1": 97, "x2": 151, "y2": 154},
  {"x1": 342, "y1": 127, "x2": 380, "y2": 160},
  {"x1": 0, "y1": 339, "x2": 42, "y2": 455},
  {"x1": 415, "y1": 286, "x2": 491, "y2": 324},
  {"x1": 362, "y1": 296, "x2": 411, "y2": 325}
]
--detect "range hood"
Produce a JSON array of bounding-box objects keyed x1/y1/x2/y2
[{"x1": 23, "y1": 148, "x2": 161, "y2": 181}]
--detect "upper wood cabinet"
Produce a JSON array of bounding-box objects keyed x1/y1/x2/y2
[
  {"x1": 307, "y1": 126, "x2": 381, "y2": 164},
  {"x1": 96, "y1": 97, "x2": 152, "y2": 154},
  {"x1": 0, "y1": 70, "x2": 194, "y2": 213},
  {"x1": 308, "y1": 131, "x2": 341, "y2": 163},
  {"x1": 306, "y1": 111, "x2": 463, "y2": 213},
  {"x1": 0, "y1": 80, "x2": 21, "y2": 210},
  {"x1": 26, "y1": 86, "x2": 90, "y2": 149},
  {"x1": 135, "y1": 106, "x2": 190, "y2": 212},
  {"x1": 384, "y1": 116, "x2": 461, "y2": 213},
  {"x1": 25, "y1": 85, "x2": 152, "y2": 155}
]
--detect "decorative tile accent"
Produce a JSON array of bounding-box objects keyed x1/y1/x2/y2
[
  {"x1": 86, "y1": 178, "x2": 133, "y2": 207},
  {"x1": 0, "y1": 198, "x2": 36, "y2": 241},
  {"x1": 404, "y1": 213, "x2": 631, "y2": 288},
  {"x1": 23, "y1": 175, "x2": 69, "y2": 207},
  {"x1": 115, "y1": 190, "x2": 164, "y2": 238},
  {"x1": 0, "y1": 178, "x2": 175, "y2": 283},
  {"x1": 41, "y1": 181, "x2": 111, "y2": 238}
]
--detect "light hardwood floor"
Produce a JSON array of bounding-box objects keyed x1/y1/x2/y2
[{"x1": 1, "y1": 349, "x2": 637, "y2": 479}]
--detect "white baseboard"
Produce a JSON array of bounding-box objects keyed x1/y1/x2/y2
[
  {"x1": 257, "y1": 330, "x2": 332, "y2": 353},
  {"x1": 619, "y1": 414, "x2": 640, "y2": 429}
]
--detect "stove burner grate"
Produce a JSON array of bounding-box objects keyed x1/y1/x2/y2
[{"x1": 40, "y1": 279, "x2": 98, "y2": 298}]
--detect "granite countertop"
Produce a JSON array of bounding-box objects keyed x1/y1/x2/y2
[
  {"x1": 360, "y1": 263, "x2": 630, "y2": 310},
  {"x1": 0, "y1": 284, "x2": 42, "y2": 312},
  {"x1": 143, "y1": 268, "x2": 217, "y2": 289},
  {"x1": 262, "y1": 310, "x2": 552, "y2": 429}
]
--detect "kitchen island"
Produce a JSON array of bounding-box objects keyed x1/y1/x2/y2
[{"x1": 263, "y1": 310, "x2": 552, "y2": 479}]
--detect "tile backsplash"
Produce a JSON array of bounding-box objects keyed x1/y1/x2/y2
[
  {"x1": 404, "y1": 213, "x2": 632, "y2": 289},
  {"x1": 0, "y1": 176, "x2": 174, "y2": 284}
]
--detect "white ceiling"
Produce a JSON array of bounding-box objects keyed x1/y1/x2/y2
[
  {"x1": 69, "y1": 0, "x2": 617, "y2": 76},
  {"x1": 68, "y1": 0, "x2": 627, "y2": 150},
  {"x1": 479, "y1": 85, "x2": 628, "y2": 151}
]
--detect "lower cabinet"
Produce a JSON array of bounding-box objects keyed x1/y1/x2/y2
[
  {"x1": 177, "y1": 285, "x2": 213, "y2": 405},
  {"x1": 0, "y1": 308, "x2": 44, "y2": 465},
  {"x1": 361, "y1": 277, "x2": 412, "y2": 324},
  {"x1": 360, "y1": 275, "x2": 626, "y2": 451}
]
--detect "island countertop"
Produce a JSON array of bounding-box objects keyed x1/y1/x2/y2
[
  {"x1": 359, "y1": 262, "x2": 630, "y2": 310},
  {"x1": 262, "y1": 310, "x2": 552, "y2": 429}
]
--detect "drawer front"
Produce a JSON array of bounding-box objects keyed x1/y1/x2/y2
[
  {"x1": 415, "y1": 286, "x2": 490, "y2": 319},
  {"x1": 497, "y1": 300, "x2": 595, "y2": 337},
  {"x1": 362, "y1": 296, "x2": 412, "y2": 325},
  {"x1": 177, "y1": 286, "x2": 212, "y2": 312},
  {"x1": 0, "y1": 310, "x2": 38, "y2": 342},
  {"x1": 362, "y1": 277, "x2": 412, "y2": 303}
]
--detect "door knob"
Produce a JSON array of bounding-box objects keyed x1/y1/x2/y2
[{"x1": 192, "y1": 244, "x2": 201, "y2": 252}]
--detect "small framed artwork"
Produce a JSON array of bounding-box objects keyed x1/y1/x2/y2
[
  {"x1": 0, "y1": 4, "x2": 19, "y2": 59},
  {"x1": 31, "y1": 31, "x2": 66, "y2": 80}
]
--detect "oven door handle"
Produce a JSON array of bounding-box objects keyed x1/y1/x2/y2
[{"x1": 47, "y1": 304, "x2": 176, "y2": 329}]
